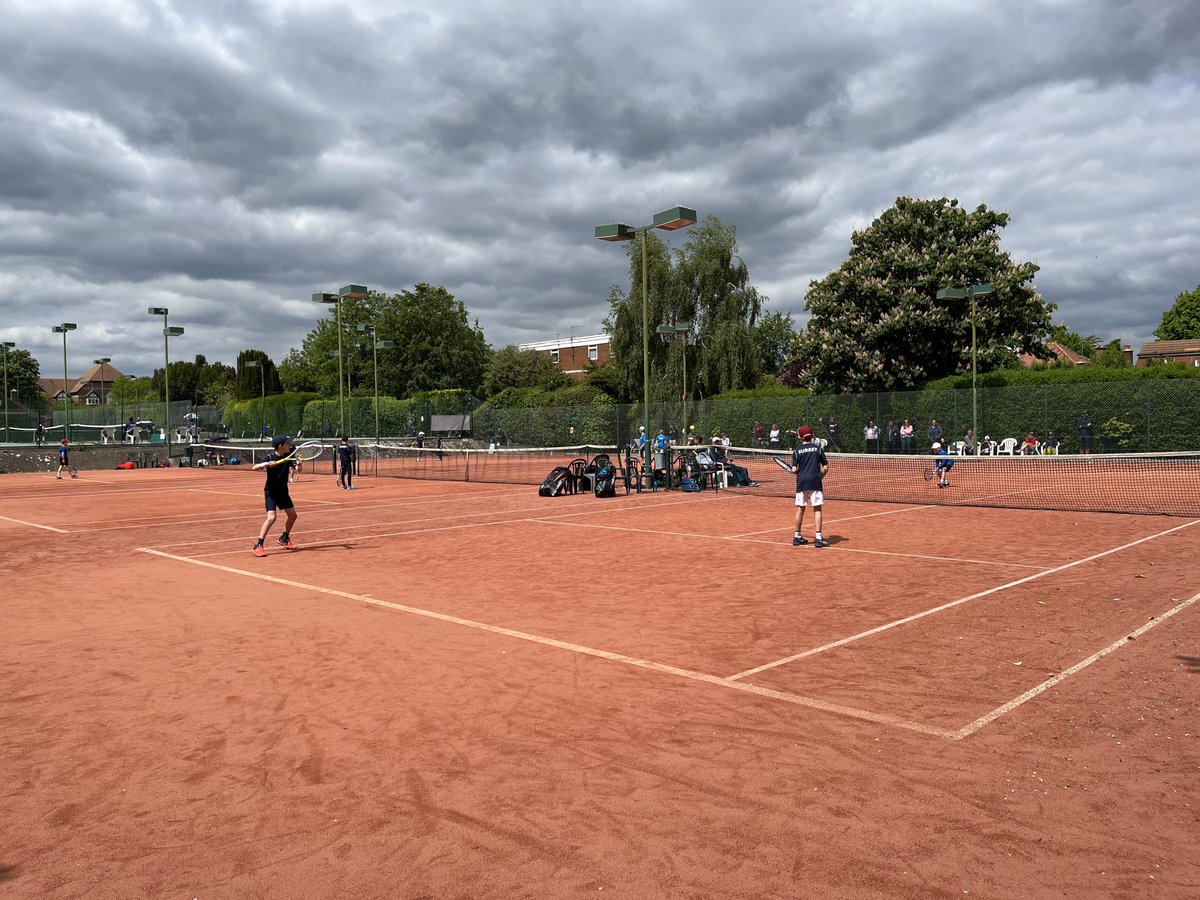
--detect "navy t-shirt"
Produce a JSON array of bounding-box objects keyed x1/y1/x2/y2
[
  {"x1": 791, "y1": 442, "x2": 827, "y2": 491},
  {"x1": 263, "y1": 453, "x2": 294, "y2": 495}
]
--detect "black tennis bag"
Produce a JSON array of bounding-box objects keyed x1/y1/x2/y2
[
  {"x1": 538, "y1": 465, "x2": 573, "y2": 497},
  {"x1": 593, "y1": 462, "x2": 617, "y2": 498}
]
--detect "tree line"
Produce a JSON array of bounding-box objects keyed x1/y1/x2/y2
[{"x1": 8, "y1": 197, "x2": 1199, "y2": 415}]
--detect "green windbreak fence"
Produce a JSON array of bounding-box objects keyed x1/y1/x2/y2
[
  {"x1": 20, "y1": 379, "x2": 1197, "y2": 454},
  {"x1": 471, "y1": 379, "x2": 1200, "y2": 454}
]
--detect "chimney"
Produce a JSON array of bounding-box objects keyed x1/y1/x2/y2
[{"x1": 1123, "y1": 344, "x2": 1133, "y2": 365}]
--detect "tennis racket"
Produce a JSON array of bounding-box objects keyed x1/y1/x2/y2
[
  {"x1": 259, "y1": 441, "x2": 325, "y2": 468},
  {"x1": 69, "y1": 465, "x2": 79, "y2": 478},
  {"x1": 773, "y1": 456, "x2": 792, "y2": 473},
  {"x1": 923, "y1": 465, "x2": 935, "y2": 482}
]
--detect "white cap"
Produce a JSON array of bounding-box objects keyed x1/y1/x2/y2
[
  {"x1": 931, "y1": 442, "x2": 942, "y2": 450},
  {"x1": 419, "y1": 431, "x2": 425, "y2": 436},
  {"x1": 639, "y1": 425, "x2": 645, "y2": 431}
]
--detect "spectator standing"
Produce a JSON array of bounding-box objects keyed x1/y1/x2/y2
[
  {"x1": 825, "y1": 417, "x2": 841, "y2": 451},
  {"x1": 900, "y1": 419, "x2": 914, "y2": 454},
  {"x1": 963, "y1": 428, "x2": 976, "y2": 456},
  {"x1": 36, "y1": 418, "x2": 47, "y2": 445},
  {"x1": 1076, "y1": 410, "x2": 1093, "y2": 454},
  {"x1": 436, "y1": 434, "x2": 445, "y2": 461},
  {"x1": 415, "y1": 430, "x2": 425, "y2": 460},
  {"x1": 928, "y1": 419, "x2": 945, "y2": 447},
  {"x1": 769, "y1": 423, "x2": 781, "y2": 449},
  {"x1": 886, "y1": 419, "x2": 899, "y2": 454},
  {"x1": 864, "y1": 420, "x2": 880, "y2": 453}
]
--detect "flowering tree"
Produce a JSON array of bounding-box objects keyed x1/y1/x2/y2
[{"x1": 792, "y1": 197, "x2": 1052, "y2": 393}]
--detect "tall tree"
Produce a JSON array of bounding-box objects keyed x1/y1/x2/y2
[
  {"x1": 1153, "y1": 283, "x2": 1200, "y2": 340},
  {"x1": 794, "y1": 197, "x2": 1052, "y2": 393},
  {"x1": 754, "y1": 309, "x2": 799, "y2": 378},
  {"x1": 484, "y1": 345, "x2": 560, "y2": 396},
  {"x1": 603, "y1": 215, "x2": 762, "y2": 403},
  {"x1": 232, "y1": 350, "x2": 283, "y2": 400},
  {"x1": 2, "y1": 346, "x2": 42, "y2": 409},
  {"x1": 292, "y1": 285, "x2": 490, "y2": 400}
]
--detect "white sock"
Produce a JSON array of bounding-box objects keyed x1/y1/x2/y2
[
  {"x1": 794, "y1": 532, "x2": 801, "y2": 539},
  {"x1": 815, "y1": 531, "x2": 823, "y2": 540}
]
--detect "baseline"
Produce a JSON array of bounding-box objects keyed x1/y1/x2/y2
[{"x1": 728, "y1": 517, "x2": 1200, "y2": 680}]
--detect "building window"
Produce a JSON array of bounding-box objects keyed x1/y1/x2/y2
[
  {"x1": 550, "y1": 349, "x2": 560, "y2": 364},
  {"x1": 588, "y1": 345, "x2": 598, "y2": 361},
  {"x1": 86, "y1": 395, "x2": 100, "y2": 405}
]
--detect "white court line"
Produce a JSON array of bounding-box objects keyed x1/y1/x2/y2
[
  {"x1": 178, "y1": 495, "x2": 703, "y2": 557},
  {"x1": 0, "y1": 514, "x2": 70, "y2": 533},
  {"x1": 137, "y1": 546, "x2": 952, "y2": 738},
  {"x1": 728, "y1": 517, "x2": 1200, "y2": 680},
  {"x1": 729, "y1": 503, "x2": 936, "y2": 538},
  {"x1": 542, "y1": 519, "x2": 1042, "y2": 570},
  {"x1": 950, "y1": 591, "x2": 1200, "y2": 739}
]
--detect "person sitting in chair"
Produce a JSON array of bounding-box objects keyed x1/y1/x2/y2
[
  {"x1": 709, "y1": 437, "x2": 758, "y2": 487},
  {"x1": 1021, "y1": 431, "x2": 1039, "y2": 455},
  {"x1": 1042, "y1": 432, "x2": 1060, "y2": 455}
]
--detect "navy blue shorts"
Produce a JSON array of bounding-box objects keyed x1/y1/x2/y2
[
  {"x1": 265, "y1": 490, "x2": 294, "y2": 511},
  {"x1": 936, "y1": 459, "x2": 955, "y2": 471}
]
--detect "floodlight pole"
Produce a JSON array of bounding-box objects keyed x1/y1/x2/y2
[
  {"x1": 2, "y1": 341, "x2": 15, "y2": 444},
  {"x1": 313, "y1": 285, "x2": 368, "y2": 438},
  {"x1": 52, "y1": 323, "x2": 77, "y2": 441},
  {"x1": 595, "y1": 208, "x2": 697, "y2": 485},
  {"x1": 937, "y1": 283, "x2": 993, "y2": 452}
]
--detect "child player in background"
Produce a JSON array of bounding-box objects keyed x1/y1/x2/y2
[{"x1": 932, "y1": 441, "x2": 955, "y2": 489}]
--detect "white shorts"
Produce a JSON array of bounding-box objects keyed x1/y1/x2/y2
[{"x1": 795, "y1": 489, "x2": 824, "y2": 507}]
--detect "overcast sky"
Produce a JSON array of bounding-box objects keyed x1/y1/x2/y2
[{"x1": 2, "y1": 0, "x2": 1198, "y2": 379}]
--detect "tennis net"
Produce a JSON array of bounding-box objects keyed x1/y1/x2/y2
[
  {"x1": 362, "y1": 442, "x2": 1200, "y2": 517},
  {"x1": 361, "y1": 443, "x2": 596, "y2": 485}
]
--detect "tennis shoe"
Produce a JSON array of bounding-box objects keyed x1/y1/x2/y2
[
  {"x1": 252, "y1": 545, "x2": 267, "y2": 558},
  {"x1": 278, "y1": 536, "x2": 297, "y2": 550},
  {"x1": 792, "y1": 535, "x2": 809, "y2": 546},
  {"x1": 814, "y1": 538, "x2": 830, "y2": 548}
]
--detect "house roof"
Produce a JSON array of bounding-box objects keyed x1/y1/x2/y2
[
  {"x1": 1138, "y1": 339, "x2": 1200, "y2": 357},
  {"x1": 79, "y1": 362, "x2": 125, "y2": 381},
  {"x1": 1018, "y1": 341, "x2": 1090, "y2": 367}
]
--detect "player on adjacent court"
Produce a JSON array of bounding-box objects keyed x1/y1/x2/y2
[
  {"x1": 788, "y1": 425, "x2": 829, "y2": 547},
  {"x1": 336, "y1": 434, "x2": 357, "y2": 490},
  {"x1": 251, "y1": 435, "x2": 299, "y2": 557},
  {"x1": 932, "y1": 441, "x2": 954, "y2": 489},
  {"x1": 55, "y1": 438, "x2": 77, "y2": 479}
]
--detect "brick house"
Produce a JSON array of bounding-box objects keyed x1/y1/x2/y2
[
  {"x1": 519, "y1": 334, "x2": 609, "y2": 381},
  {"x1": 1135, "y1": 339, "x2": 1200, "y2": 367}
]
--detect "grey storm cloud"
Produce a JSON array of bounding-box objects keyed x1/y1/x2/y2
[{"x1": 1, "y1": 0, "x2": 1198, "y2": 377}]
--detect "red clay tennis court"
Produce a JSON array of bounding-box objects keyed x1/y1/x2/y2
[{"x1": 2, "y1": 460, "x2": 1198, "y2": 897}]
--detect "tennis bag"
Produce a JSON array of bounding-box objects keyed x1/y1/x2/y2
[
  {"x1": 593, "y1": 463, "x2": 616, "y2": 498},
  {"x1": 538, "y1": 465, "x2": 573, "y2": 497}
]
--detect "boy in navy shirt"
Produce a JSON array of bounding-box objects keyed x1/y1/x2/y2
[
  {"x1": 788, "y1": 425, "x2": 829, "y2": 547},
  {"x1": 336, "y1": 435, "x2": 357, "y2": 489},
  {"x1": 251, "y1": 435, "x2": 299, "y2": 556}
]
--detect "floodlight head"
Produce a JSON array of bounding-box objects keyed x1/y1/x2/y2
[
  {"x1": 327, "y1": 350, "x2": 339, "y2": 357},
  {"x1": 652, "y1": 206, "x2": 697, "y2": 231},
  {"x1": 376, "y1": 340, "x2": 395, "y2": 350},
  {"x1": 93, "y1": 356, "x2": 111, "y2": 363},
  {"x1": 244, "y1": 360, "x2": 261, "y2": 368},
  {"x1": 148, "y1": 307, "x2": 169, "y2": 316},
  {"x1": 53, "y1": 323, "x2": 77, "y2": 333},
  {"x1": 970, "y1": 282, "x2": 994, "y2": 295},
  {"x1": 2, "y1": 341, "x2": 16, "y2": 349},
  {"x1": 356, "y1": 323, "x2": 374, "y2": 333},
  {"x1": 936, "y1": 288, "x2": 967, "y2": 300},
  {"x1": 339, "y1": 284, "x2": 369, "y2": 299},
  {"x1": 595, "y1": 223, "x2": 636, "y2": 242},
  {"x1": 164, "y1": 326, "x2": 184, "y2": 337},
  {"x1": 312, "y1": 292, "x2": 338, "y2": 304}
]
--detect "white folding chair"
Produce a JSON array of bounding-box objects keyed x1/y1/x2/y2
[{"x1": 997, "y1": 437, "x2": 1018, "y2": 456}]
